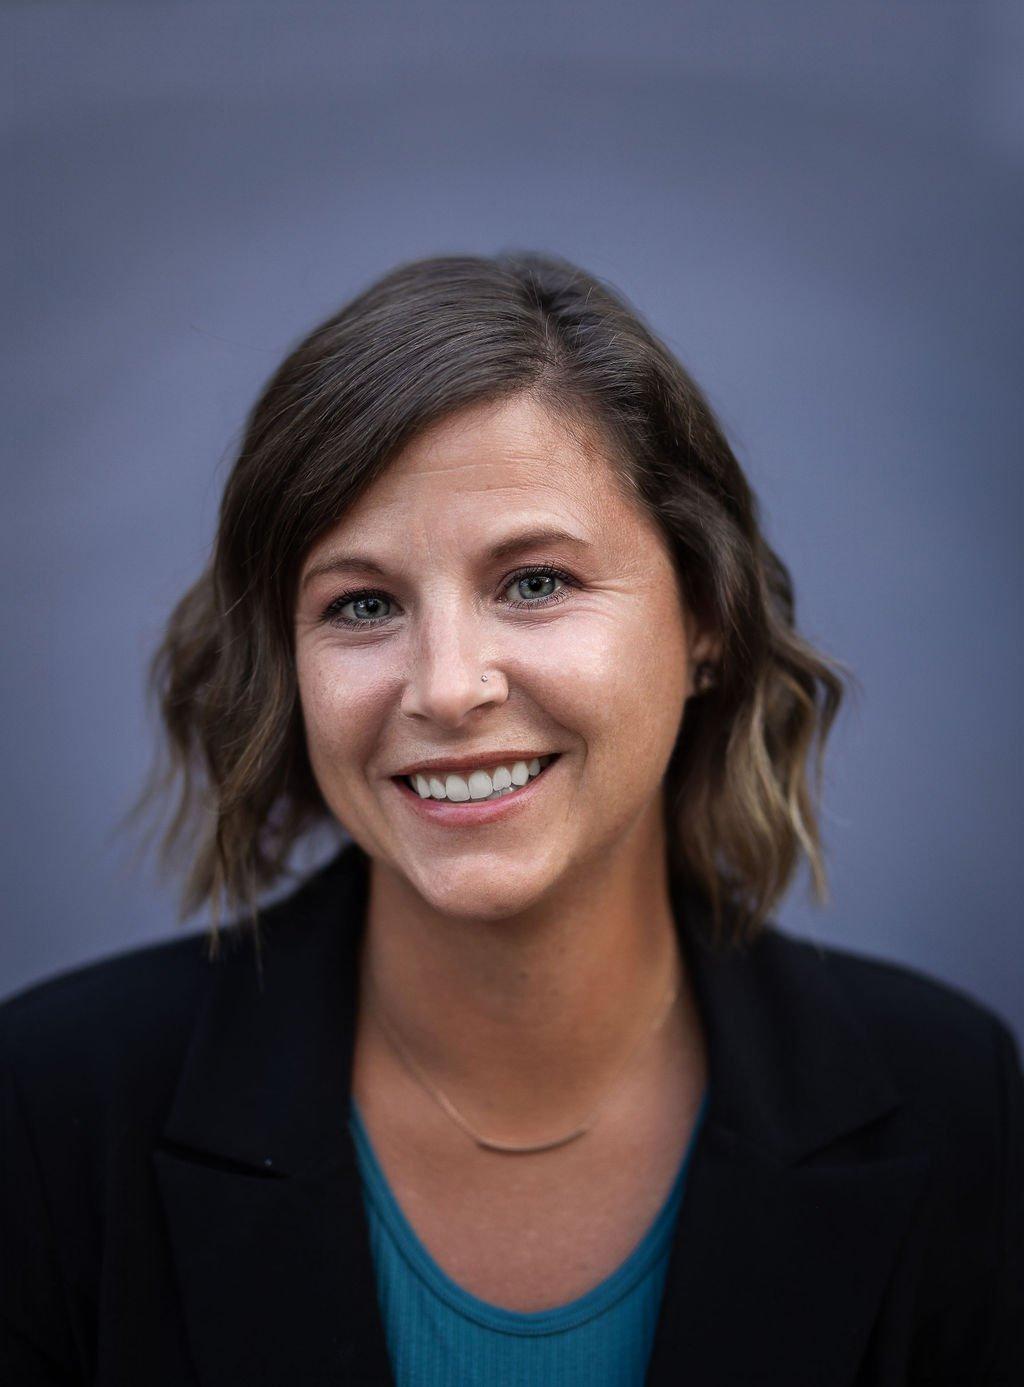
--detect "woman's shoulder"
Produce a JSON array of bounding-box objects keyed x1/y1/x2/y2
[
  {"x1": 760, "y1": 924, "x2": 1022, "y2": 1169},
  {"x1": 780, "y1": 926, "x2": 1020, "y2": 1064},
  {"x1": 0, "y1": 849, "x2": 359, "y2": 1125},
  {"x1": 769, "y1": 913, "x2": 1000, "y2": 1000},
  {"x1": 0, "y1": 928, "x2": 216, "y2": 1128},
  {"x1": 765, "y1": 923, "x2": 1020, "y2": 1079}
]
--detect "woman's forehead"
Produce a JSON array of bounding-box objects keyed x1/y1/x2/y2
[
  {"x1": 381, "y1": 394, "x2": 617, "y2": 496},
  {"x1": 305, "y1": 399, "x2": 635, "y2": 558}
]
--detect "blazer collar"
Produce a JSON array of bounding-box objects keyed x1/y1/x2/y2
[{"x1": 154, "y1": 841, "x2": 931, "y2": 1386}]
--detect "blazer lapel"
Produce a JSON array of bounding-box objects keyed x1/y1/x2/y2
[
  {"x1": 155, "y1": 842, "x2": 930, "y2": 1387},
  {"x1": 154, "y1": 842, "x2": 397, "y2": 1387},
  {"x1": 644, "y1": 874, "x2": 932, "y2": 1385}
]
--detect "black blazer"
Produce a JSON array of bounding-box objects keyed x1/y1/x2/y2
[{"x1": 2, "y1": 841, "x2": 1022, "y2": 1386}]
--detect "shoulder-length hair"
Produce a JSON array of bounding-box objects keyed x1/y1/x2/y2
[{"x1": 127, "y1": 250, "x2": 855, "y2": 955}]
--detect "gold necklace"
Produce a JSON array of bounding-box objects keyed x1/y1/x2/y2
[{"x1": 364, "y1": 960, "x2": 682, "y2": 1154}]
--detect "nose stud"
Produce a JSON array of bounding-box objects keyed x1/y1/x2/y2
[{"x1": 481, "y1": 674, "x2": 488, "y2": 682}]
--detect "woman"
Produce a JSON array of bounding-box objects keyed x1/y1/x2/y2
[{"x1": 2, "y1": 252, "x2": 1021, "y2": 1386}]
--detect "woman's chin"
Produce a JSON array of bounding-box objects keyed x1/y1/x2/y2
[{"x1": 402, "y1": 856, "x2": 560, "y2": 922}]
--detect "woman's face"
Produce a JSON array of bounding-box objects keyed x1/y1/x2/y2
[{"x1": 294, "y1": 393, "x2": 713, "y2": 920}]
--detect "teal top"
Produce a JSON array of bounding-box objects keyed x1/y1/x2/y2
[{"x1": 347, "y1": 1086, "x2": 710, "y2": 1387}]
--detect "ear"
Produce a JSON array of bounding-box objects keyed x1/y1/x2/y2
[
  {"x1": 686, "y1": 626, "x2": 723, "y2": 699},
  {"x1": 691, "y1": 630, "x2": 722, "y2": 666},
  {"x1": 687, "y1": 611, "x2": 722, "y2": 664}
]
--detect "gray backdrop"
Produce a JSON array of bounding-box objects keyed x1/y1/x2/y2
[{"x1": 4, "y1": 1, "x2": 1022, "y2": 1043}]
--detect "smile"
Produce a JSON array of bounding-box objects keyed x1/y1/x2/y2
[
  {"x1": 390, "y1": 754, "x2": 562, "y2": 823},
  {"x1": 402, "y1": 754, "x2": 556, "y2": 802}
]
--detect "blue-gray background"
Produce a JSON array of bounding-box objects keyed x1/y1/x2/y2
[{"x1": 3, "y1": 2, "x2": 1022, "y2": 1042}]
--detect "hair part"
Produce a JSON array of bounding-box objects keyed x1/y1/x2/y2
[{"x1": 123, "y1": 250, "x2": 857, "y2": 959}]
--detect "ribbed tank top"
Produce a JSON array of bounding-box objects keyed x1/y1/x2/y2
[{"x1": 347, "y1": 1087, "x2": 709, "y2": 1386}]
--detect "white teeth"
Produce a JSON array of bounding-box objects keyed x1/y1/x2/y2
[
  {"x1": 467, "y1": 770, "x2": 492, "y2": 800},
  {"x1": 445, "y1": 774, "x2": 471, "y2": 802},
  {"x1": 409, "y1": 755, "x2": 555, "y2": 802}
]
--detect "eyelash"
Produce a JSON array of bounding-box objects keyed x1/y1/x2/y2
[{"x1": 320, "y1": 564, "x2": 577, "y2": 630}]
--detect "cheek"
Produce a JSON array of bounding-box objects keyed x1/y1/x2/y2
[
  {"x1": 559, "y1": 609, "x2": 688, "y2": 779},
  {"x1": 295, "y1": 647, "x2": 380, "y2": 776}
]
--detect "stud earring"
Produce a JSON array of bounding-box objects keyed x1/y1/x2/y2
[{"x1": 694, "y1": 661, "x2": 718, "y2": 694}]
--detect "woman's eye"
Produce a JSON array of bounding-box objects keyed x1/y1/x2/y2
[
  {"x1": 321, "y1": 565, "x2": 575, "y2": 629},
  {"x1": 340, "y1": 594, "x2": 391, "y2": 625},
  {"x1": 505, "y1": 569, "x2": 566, "y2": 607}
]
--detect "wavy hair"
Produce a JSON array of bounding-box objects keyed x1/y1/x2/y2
[{"x1": 125, "y1": 251, "x2": 856, "y2": 957}]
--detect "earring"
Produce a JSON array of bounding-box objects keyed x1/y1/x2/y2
[
  {"x1": 481, "y1": 674, "x2": 488, "y2": 682},
  {"x1": 694, "y1": 661, "x2": 717, "y2": 694}
]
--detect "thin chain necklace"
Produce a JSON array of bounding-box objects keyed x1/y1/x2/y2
[{"x1": 363, "y1": 960, "x2": 682, "y2": 1154}]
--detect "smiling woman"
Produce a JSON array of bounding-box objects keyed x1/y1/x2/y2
[
  {"x1": 290, "y1": 389, "x2": 724, "y2": 937},
  {"x1": 2, "y1": 252, "x2": 1021, "y2": 1386},
  {"x1": 136, "y1": 253, "x2": 846, "y2": 957}
]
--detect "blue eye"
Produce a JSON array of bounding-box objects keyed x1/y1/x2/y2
[
  {"x1": 335, "y1": 594, "x2": 391, "y2": 625},
  {"x1": 506, "y1": 569, "x2": 563, "y2": 607},
  {"x1": 321, "y1": 564, "x2": 576, "y2": 629}
]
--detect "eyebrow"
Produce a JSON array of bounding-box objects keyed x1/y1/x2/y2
[{"x1": 300, "y1": 526, "x2": 592, "y2": 591}]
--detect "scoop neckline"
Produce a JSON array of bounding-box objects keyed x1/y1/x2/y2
[{"x1": 347, "y1": 1087, "x2": 709, "y2": 1336}]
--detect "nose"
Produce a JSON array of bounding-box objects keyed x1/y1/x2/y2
[{"x1": 399, "y1": 609, "x2": 508, "y2": 726}]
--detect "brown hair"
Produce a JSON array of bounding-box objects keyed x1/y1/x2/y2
[{"x1": 125, "y1": 251, "x2": 856, "y2": 956}]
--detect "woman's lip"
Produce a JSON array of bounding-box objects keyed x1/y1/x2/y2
[{"x1": 390, "y1": 755, "x2": 560, "y2": 825}]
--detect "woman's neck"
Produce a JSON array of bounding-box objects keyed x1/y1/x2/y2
[{"x1": 354, "y1": 841, "x2": 695, "y2": 1138}]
